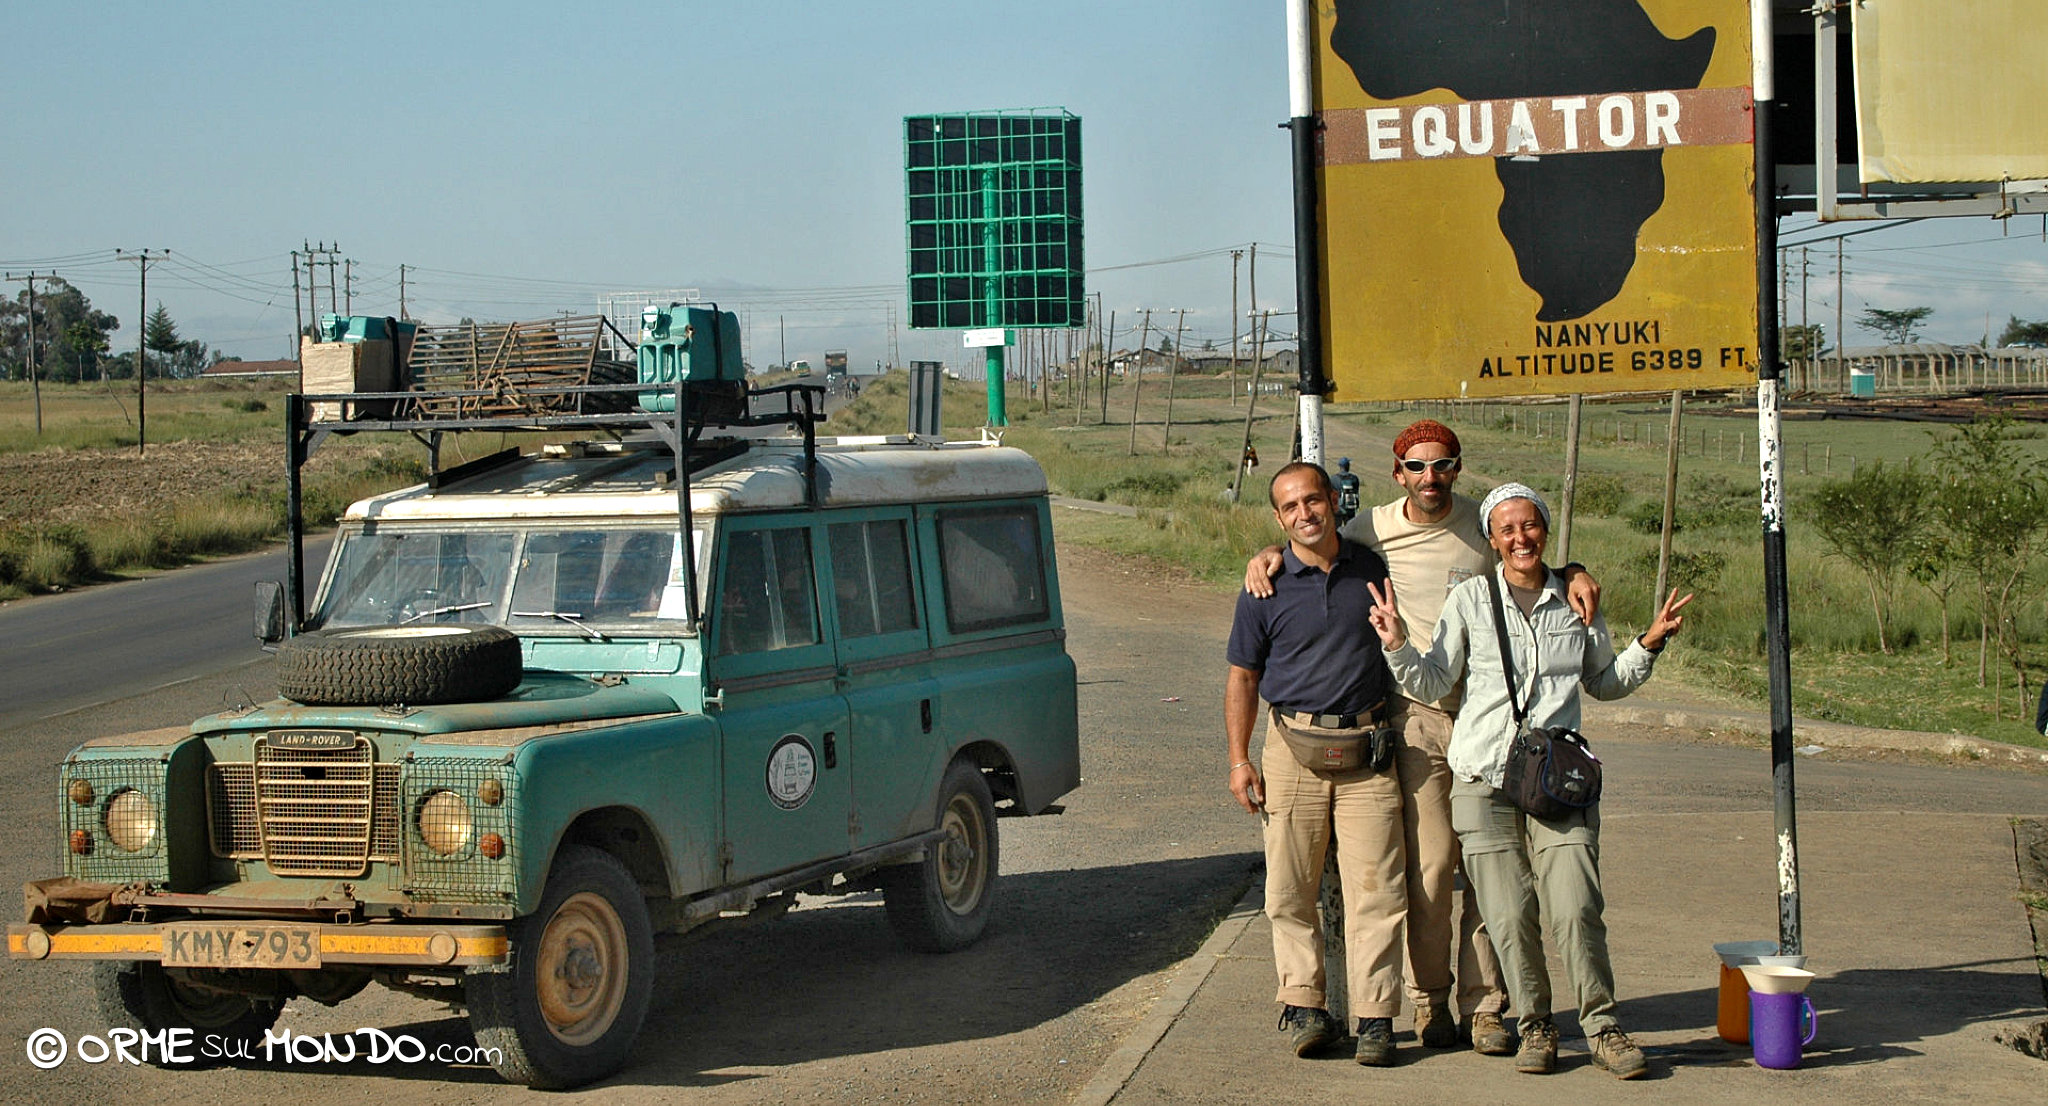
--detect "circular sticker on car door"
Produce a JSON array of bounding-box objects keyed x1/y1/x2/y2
[{"x1": 765, "y1": 734, "x2": 818, "y2": 810}]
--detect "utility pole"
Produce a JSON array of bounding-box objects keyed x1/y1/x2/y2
[
  {"x1": 399, "y1": 264, "x2": 409, "y2": 319},
  {"x1": 1101, "y1": 309, "x2": 1115, "y2": 424},
  {"x1": 4, "y1": 270, "x2": 49, "y2": 433},
  {"x1": 1163, "y1": 307, "x2": 1187, "y2": 452},
  {"x1": 344, "y1": 258, "x2": 354, "y2": 315},
  {"x1": 1799, "y1": 246, "x2": 1810, "y2": 385},
  {"x1": 779, "y1": 315, "x2": 786, "y2": 370},
  {"x1": 1128, "y1": 308, "x2": 1152, "y2": 455},
  {"x1": 303, "y1": 242, "x2": 340, "y2": 327},
  {"x1": 1229, "y1": 248, "x2": 1243, "y2": 407},
  {"x1": 1230, "y1": 310, "x2": 1275, "y2": 503},
  {"x1": 1843, "y1": 237, "x2": 1859, "y2": 389},
  {"x1": 291, "y1": 251, "x2": 304, "y2": 361},
  {"x1": 117, "y1": 249, "x2": 168, "y2": 456},
  {"x1": 1248, "y1": 242, "x2": 1259, "y2": 340}
]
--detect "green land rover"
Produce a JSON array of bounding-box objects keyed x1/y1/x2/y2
[{"x1": 8, "y1": 353, "x2": 1080, "y2": 1088}]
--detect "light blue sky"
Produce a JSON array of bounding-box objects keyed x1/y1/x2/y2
[{"x1": 3, "y1": 2, "x2": 2041, "y2": 371}]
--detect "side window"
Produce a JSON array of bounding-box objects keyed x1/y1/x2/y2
[
  {"x1": 717, "y1": 528, "x2": 819, "y2": 655},
  {"x1": 829, "y1": 519, "x2": 918, "y2": 639},
  {"x1": 935, "y1": 505, "x2": 1048, "y2": 633}
]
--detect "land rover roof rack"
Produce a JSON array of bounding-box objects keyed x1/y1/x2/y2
[{"x1": 281, "y1": 375, "x2": 827, "y2": 636}]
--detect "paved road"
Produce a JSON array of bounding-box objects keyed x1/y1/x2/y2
[
  {"x1": 0, "y1": 539, "x2": 1252, "y2": 1103},
  {"x1": 0, "y1": 536, "x2": 331, "y2": 729}
]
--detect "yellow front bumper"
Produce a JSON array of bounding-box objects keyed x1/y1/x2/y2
[{"x1": 7, "y1": 922, "x2": 508, "y2": 967}]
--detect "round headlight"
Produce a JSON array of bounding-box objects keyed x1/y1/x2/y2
[
  {"x1": 104, "y1": 788, "x2": 158, "y2": 853},
  {"x1": 418, "y1": 790, "x2": 473, "y2": 856}
]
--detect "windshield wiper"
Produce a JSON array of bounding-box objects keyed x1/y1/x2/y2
[
  {"x1": 400, "y1": 601, "x2": 492, "y2": 624},
  {"x1": 512, "y1": 609, "x2": 609, "y2": 642}
]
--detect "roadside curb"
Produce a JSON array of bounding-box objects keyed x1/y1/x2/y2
[
  {"x1": 1071, "y1": 878, "x2": 1263, "y2": 1106},
  {"x1": 1586, "y1": 698, "x2": 2048, "y2": 767}
]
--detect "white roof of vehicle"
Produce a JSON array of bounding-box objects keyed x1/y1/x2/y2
[{"x1": 346, "y1": 436, "x2": 1048, "y2": 522}]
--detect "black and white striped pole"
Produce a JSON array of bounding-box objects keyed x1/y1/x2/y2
[
  {"x1": 1750, "y1": 0, "x2": 1802, "y2": 957},
  {"x1": 1287, "y1": 0, "x2": 1328, "y2": 470}
]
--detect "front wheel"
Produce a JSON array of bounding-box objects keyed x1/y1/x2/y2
[
  {"x1": 466, "y1": 845, "x2": 654, "y2": 1089},
  {"x1": 93, "y1": 962, "x2": 282, "y2": 1068},
  {"x1": 881, "y1": 758, "x2": 999, "y2": 953}
]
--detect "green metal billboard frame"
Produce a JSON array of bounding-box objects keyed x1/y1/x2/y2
[{"x1": 905, "y1": 108, "x2": 1083, "y2": 425}]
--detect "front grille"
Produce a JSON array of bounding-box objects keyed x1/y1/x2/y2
[{"x1": 208, "y1": 735, "x2": 400, "y2": 876}]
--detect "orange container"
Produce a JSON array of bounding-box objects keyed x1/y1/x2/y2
[{"x1": 1717, "y1": 963, "x2": 1751, "y2": 1043}]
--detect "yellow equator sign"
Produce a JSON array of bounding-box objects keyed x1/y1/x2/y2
[{"x1": 1311, "y1": 0, "x2": 1760, "y2": 401}]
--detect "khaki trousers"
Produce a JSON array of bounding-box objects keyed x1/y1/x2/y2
[
  {"x1": 1450, "y1": 777, "x2": 1618, "y2": 1036},
  {"x1": 1391, "y1": 699, "x2": 1508, "y2": 1017},
  {"x1": 1260, "y1": 714, "x2": 1407, "y2": 1017}
]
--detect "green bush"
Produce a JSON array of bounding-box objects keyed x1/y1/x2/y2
[
  {"x1": 1625, "y1": 500, "x2": 1669, "y2": 535},
  {"x1": 1627, "y1": 546, "x2": 1727, "y2": 597},
  {"x1": 1573, "y1": 473, "x2": 1626, "y2": 516},
  {"x1": 1682, "y1": 474, "x2": 1753, "y2": 530}
]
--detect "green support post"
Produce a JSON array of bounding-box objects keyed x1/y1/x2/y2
[{"x1": 985, "y1": 345, "x2": 1007, "y2": 427}]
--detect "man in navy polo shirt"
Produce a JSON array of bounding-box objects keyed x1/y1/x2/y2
[{"x1": 1226, "y1": 461, "x2": 1407, "y2": 1067}]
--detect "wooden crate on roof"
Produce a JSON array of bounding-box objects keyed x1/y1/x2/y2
[{"x1": 404, "y1": 315, "x2": 634, "y2": 418}]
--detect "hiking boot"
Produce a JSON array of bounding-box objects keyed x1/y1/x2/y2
[
  {"x1": 1278, "y1": 1005, "x2": 1340, "y2": 1057},
  {"x1": 1514, "y1": 1017, "x2": 1559, "y2": 1074},
  {"x1": 1464, "y1": 1010, "x2": 1515, "y2": 1056},
  {"x1": 1354, "y1": 1017, "x2": 1396, "y2": 1067},
  {"x1": 1590, "y1": 1026, "x2": 1649, "y2": 1079},
  {"x1": 1416, "y1": 1002, "x2": 1458, "y2": 1049}
]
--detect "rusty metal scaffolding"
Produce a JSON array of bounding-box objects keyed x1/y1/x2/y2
[{"x1": 405, "y1": 315, "x2": 636, "y2": 418}]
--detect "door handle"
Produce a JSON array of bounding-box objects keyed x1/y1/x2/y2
[
  {"x1": 822, "y1": 730, "x2": 838, "y2": 769},
  {"x1": 920, "y1": 699, "x2": 933, "y2": 734}
]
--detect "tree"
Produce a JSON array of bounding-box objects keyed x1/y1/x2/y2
[
  {"x1": 1781, "y1": 323, "x2": 1828, "y2": 362},
  {"x1": 1809, "y1": 460, "x2": 1931, "y2": 654},
  {"x1": 1906, "y1": 528, "x2": 1962, "y2": 667},
  {"x1": 144, "y1": 302, "x2": 180, "y2": 379},
  {"x1": 1997, "y1": 315, "x2": 2048, "y2": 348},
  {"x1": 1929, "y1": 417, "x2": 2048, "y2": 717},
  {"x1": 3, "y1": 278, "x2": 118, "y2": 383},
  {"x1": 63, "y1": 321, "x2": 109, "y2": 382},
  {"x1": 1856, "y1": 305, "x2": 1933, "y2": 346}
]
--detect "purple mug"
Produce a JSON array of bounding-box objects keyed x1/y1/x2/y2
[{"x1": 1749, "y1": 990, "x2": 1818, "y2": 1069}]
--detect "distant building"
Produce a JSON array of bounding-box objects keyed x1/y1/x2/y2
[{"x1": 201, "y1": 359, "x2": 298, "y2": 379}]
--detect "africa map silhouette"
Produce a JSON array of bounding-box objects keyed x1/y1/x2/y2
[{"x1": 1330, "y1": 1, "x2": 1717, "y2": 321}]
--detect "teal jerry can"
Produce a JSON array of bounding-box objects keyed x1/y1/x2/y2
[{"x1": 639, "y1": 305, "x2": 743, "y2": 410}]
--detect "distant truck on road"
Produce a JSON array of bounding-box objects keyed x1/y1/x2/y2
[
  {"x1": 789, "y1": 358, "x2": 811, "y2": 376},
  {"x1": 824, "y1": 350, "x2": 848, "y2": 378}
]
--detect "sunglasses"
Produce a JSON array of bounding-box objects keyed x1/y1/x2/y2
[{"x1": 1399, "y1": 456, "x2": 1460, "y2": 474}]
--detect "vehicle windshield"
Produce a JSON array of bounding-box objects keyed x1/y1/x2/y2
[{"x1": 311, "y1": 524, "x2": 708, "y2": 634}]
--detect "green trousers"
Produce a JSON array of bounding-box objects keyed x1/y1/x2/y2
[{"x1": 1449, "y1": 776, "x2": 1618, "y2": 1037}]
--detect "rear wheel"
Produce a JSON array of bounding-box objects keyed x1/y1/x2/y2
[
  {"x1": 881, "y1": 758, "x2": 998, "y2": 953},
  {"x1": 466, "y1": 845, "x2": 654, "y2": 1089},
  {"x1": 93, "y1": 962, "x2": 282, "y2": 1068}
]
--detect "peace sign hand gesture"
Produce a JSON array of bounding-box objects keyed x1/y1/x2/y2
[
  {"x1": 1366, "y1": 579, "x2": 1406, "y2": 651},
  {"x1": 1641, "y1": 588, "x2": 1695, "y2": 651}
]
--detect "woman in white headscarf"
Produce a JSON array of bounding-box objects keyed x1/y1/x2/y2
[{"x1": 1365, "y1": 483, "x2": 1691, "y2": 1081}]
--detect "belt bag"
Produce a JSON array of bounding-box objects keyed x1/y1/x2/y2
[
  {"x1": 1486, "y1": 572, "x2": 1603, "y2": 819},
  {"x1": 1273, "y1": 708, "x2": 1396, "y2": 773},
  {"x1": 1501, "y1": 725, "x2": 1602, "y2": 819}
]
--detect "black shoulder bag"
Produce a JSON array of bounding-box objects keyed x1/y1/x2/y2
[{"x1": 1486, "y1": 572, "x2": 1602, "y2": 819}]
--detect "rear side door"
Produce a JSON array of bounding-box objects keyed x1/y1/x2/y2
[
  {"x1": 706, "y1": 520, "x2": 852, "y2": 882},
  {"x1": 820, "y1": 511, "x2": 942, "y2": 848}
]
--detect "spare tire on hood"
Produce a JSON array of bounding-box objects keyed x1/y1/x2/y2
[{"x1": 276, "y1": 626, "x2": 523, "y2": 706}]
